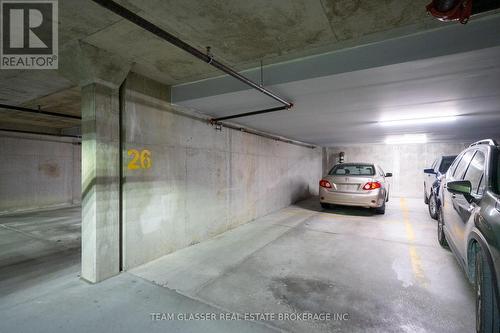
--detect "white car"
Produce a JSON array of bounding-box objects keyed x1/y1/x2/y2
[{"x1": 319, "y1": 163, "x2": 392, "y2": 214}]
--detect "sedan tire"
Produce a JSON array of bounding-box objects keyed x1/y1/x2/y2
[
  {"x1": 428, "y1": 193, "x2": 438, "y2": 220},
  {"x1": 375, "y1": 201, "x2": 386, "y2": 215},
  {"x1": 474, "y1": 247, "x2": 499, "y2": 333}
]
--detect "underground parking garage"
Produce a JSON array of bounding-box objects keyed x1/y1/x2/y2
[{"x1": 1, "y1": 0, "x2": 500, "y2": 332}]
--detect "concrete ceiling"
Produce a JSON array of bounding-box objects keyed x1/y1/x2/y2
[
  {"x1": 67, "y1": 0, "x2": 434, "y2": 84},
  {"x1": 1, "y1": 0, "x2": 435, "y2": 109}
]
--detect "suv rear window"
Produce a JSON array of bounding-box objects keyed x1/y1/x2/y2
[
  {"x1": 329, "y1": 164, "x2": 375, "y2": 176},
  {"x1": 463, "y1": 151, "x2": 485, "y2": 195},
  {"x1": 453, "y1": 150, "x2": 476, "y2": 179},
  {"x1": 439, "y1": 156, "x2": 456, "y2": 173}
]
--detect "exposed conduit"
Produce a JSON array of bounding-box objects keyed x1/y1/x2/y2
[
  {"x1": 0, "y1": 103, "x2": 81, "y2": 120},
  {"x1": 221, "y1": 122, "x2": 316, "y2": 149},
  {"x1": 89, "y1": 0, "x2": 294, "y2": 123},
  {"x1": 160, "y1": 102, "x2": 316, "y2": 149},
  {"x1": 0, "y1": 128, "x2": 81, "y2": 139},
  {"x1": 118, "y1": 79, "x2": 126, "y2": 271}
]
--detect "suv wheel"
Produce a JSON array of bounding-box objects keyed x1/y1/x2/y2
[
  {"x1": 320, "y1": 203, "x2": 329, "y2": 209},
  {"x1": 424, "y1": 188, "x2": 429, "y2": 204},
  {"x1": 428, "y1": 193, "x2": 438, "y2": 220},
  {"x1": 474, "y1": 247, "x2": 500, "y2": 333},
  {"x1": 437, "y1": 209, "x2": 448, "y2": 247}
]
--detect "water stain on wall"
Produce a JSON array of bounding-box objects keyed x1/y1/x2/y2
[{"x1": 39, "y1": 162, "x2": 61, "y2": 178}]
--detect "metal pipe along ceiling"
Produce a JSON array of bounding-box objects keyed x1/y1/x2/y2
[
  {"x1": 0, "y1": 128, "x2": 81, "y2": 139},
  {"x1": 90, "y1": 0, "x2": 294, "y2": 121},
  {"x1": 210, "y1": 105, "x2": 289, "y2": 123},
  {"x1": 0, "y1": 103, "x2": 81, "y2": 120}
]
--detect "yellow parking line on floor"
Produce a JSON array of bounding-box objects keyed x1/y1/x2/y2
[{"x1": 400, "y1": 198, "x2": 428, "y2": 287}]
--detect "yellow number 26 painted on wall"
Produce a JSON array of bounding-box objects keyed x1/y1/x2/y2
[{"x1": 127, "y1": 149, "x2": 152, "y2": 170}]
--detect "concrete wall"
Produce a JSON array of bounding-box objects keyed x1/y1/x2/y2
[
  {"x1": 122, "y1": 74, "x2": 322, "y2": 269},
  {"x1": 323, "y1": 143, "x2": 467, "y2": 198},
  {"x1": 0, "y1": 132, "x2": 81, "y2": 213}
]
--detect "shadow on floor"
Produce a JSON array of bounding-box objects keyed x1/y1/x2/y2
[
  {"x1": 294, "y1": 196, "x2": 376, "y2": 217},
  {"x1": 0, "y1": 206, "x2": 81, "y2": 296}
]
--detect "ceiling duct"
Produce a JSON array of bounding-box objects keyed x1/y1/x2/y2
[
  {"x1": 427, "y1": 0, "x2": 500, "y2": 23},
  {"x1": 426, "y1": 0, "x2": 473, "y2": 23}
]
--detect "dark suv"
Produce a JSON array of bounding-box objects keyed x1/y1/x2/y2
[
  {"x1": 437, "y1": 139, "x2": 499, "y2": 332},
  {"x1": 424, "y1": 155, "x2": 457, "y2": 219}
]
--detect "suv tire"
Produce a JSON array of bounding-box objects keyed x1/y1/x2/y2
[
  {"x1": 437, "y1": 208, "x2": 448, "y2": 247},
  {"x1": 474, "y1": 247, "x2": 500, "y2": 333}
]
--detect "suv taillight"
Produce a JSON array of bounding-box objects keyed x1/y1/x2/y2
[
  {"x1": 319, "y1": 179, "x2": 332, "y2": 189},
  {"x1": 363, "y1": 182, "x2": 381, "y2": 190}
]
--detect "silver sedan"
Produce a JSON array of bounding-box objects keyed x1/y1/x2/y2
[{"x1": 319, "y1": 163, "x2": 392, "y2": 214}]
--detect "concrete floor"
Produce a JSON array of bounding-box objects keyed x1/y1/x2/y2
[
  {"x1": 0, "y1": 197, "x2": 474, "y2": 332},
  {"x1": 0, "y1": 206, "x2": 81, "y2": 296}
]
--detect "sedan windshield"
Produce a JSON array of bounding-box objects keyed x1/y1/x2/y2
[{"x1": 329, "y1": 164, "x2": 375, "y2": 176}]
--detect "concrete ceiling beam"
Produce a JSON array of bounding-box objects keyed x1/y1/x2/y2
[
  {"x1": 172, "y1": 13, "x2": 500, "y2": 103},
  {"x1": 58, "y1": 41, "x2": 132, "y2": 89}
]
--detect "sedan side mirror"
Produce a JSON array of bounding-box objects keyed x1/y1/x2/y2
[
  {"x1": 424, "y1": 168, "x2": 437, "y2": 175},
  {"x1": 385, "y1": 173, "x2": 393, "y2": 178},
  {"x1": 447, "y1": 180, "x2": 475, "y2": 203}
]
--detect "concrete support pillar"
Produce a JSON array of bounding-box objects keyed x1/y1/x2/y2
[
  {"x1": 59, "y1": 41, "x2": 131, "y2": 283},
  {"x1": 80, "y1": 83, "x2": 120, "y2": 283},
  {"x1": 322, "y1": 147, "x2": 329, "y2": 175}
]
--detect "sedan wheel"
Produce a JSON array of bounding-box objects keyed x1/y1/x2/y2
[
  {"x1": 475, "y1": 247, "x2": 500, "y2": 333},
  {"x1": 375, "y1": 201, "x2": 386, "y2": 215},
  {"x1": 428, "y1": 193, "x2": 438, "y2": 220},
  {"x1": 437, "y1": 209, "x2": 448, "y2": 247}
]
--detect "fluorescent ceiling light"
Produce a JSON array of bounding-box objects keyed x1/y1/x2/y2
[
  {"x1": 385, "y1": 134, "x2": 428, "y2": 144},
  {"x1": 378, "y1": 115, "x2": 458, "y2": 127}
]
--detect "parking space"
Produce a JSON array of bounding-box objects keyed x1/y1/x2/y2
[
  {"x1": 131, "y1": 197, "x2": 475, "y2": 332},
  {"x1": 0, "y1": 207, "x2": 81, "y2": 296}
]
